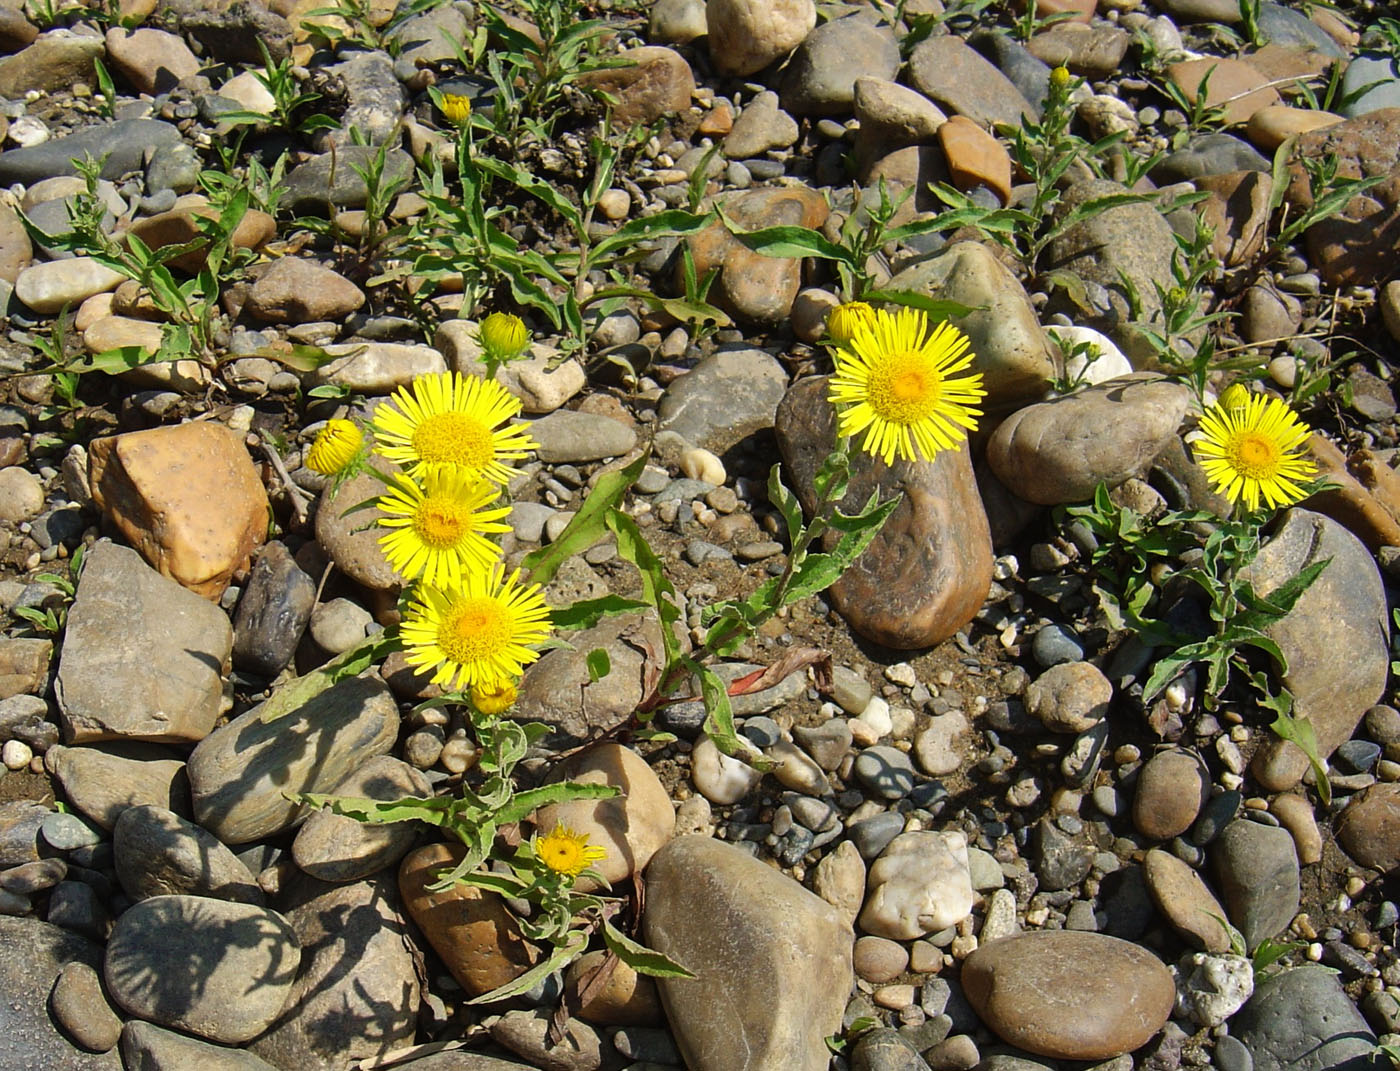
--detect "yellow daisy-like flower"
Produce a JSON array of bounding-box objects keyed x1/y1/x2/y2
[
  {"x1": 440, "y1": 92, "x2": 472, "y2": 126},
  {"x1": 479, "y1": 312, "x2": 530, "y2": 365},
  {"x1": 399, "y1": 565, "x2": 552, "y2": 692},
  {"x1": 1194, "y1": 392, "x2": 1315, "y2": 512},
  {"x1": 533, "y1": 822, "x2": 606, "y2": 878},
  {"x1": 470, "y1": 678, "x2": 517, "y2": 715},
  {"x1": 826, "y1": 300, "x2": 876, "y2": 345},
  {"x1": 828, "y1": 306, "x2": 985, "y2": 466},
  {"x1": 377, "y1": 469, "x2": 512, "y2": 587},
  {"x1": 370, "y1": 371, "x2": 538, "y2": 484},
  {"x1": 306, "y1": 419, "x2": 363, "y2": 476}
]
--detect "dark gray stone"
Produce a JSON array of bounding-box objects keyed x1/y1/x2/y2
[
  {"x1": 1231, "y1": 966, "x2": 1375, "y2": 1071},
  {"x1": 968, "y1": 28, "x2": 1052, "y2": 115},
  {"x1": 120, "y1": 1020, "x2": 282, "y2": 1070},
  {"x1": 178, "y1": 2, "x2": 292, "y2": 64},
  {"x1": 283, "y1": 147, "x2": 415, "y2": 213},
  {"x1": 1150, "y1": 133, "x2": 1271, "y2": 184},
  {"x1": 113, "y1": 805, "x2": 263, "y2": 905},
  {"x1": 1211, "y1": 820, "x2": 1300, "y2": 952},
  {"x1": 1036, "y1": 818, "x2": 1094, "y2": 892},
  {"x1": 852, "y1": 1027, "x2": 932, "y2": 1071},
  {"x1": 656, "y1": 344, "x2": 788, "y2": 458},
  {"x1": 0, "y1": 120, "x2": 183, "y2": 185},
  {"x1": 0, "y1": 798, "x2": 50, "y2": 866},
  {"x1": 232, "y1": 541, "x2": 316, "y2": 677},
  {"x1": 1256, "y1": 2, "x2": 1344, "y2": 55}
]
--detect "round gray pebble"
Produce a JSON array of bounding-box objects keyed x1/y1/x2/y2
[
  {"x1": 852, "y1": 746, "x2": 917, "y2": 800},
  {"x1": 1032, "y1": 623, "x2": 1084, "y2": 667},
  {"x1": 41, "y1": 812, "x2": 102, "y2": 851}
]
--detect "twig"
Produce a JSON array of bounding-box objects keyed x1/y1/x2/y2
[{"x1": 256, "y1": 435, "x2": 313, "y2": 526}]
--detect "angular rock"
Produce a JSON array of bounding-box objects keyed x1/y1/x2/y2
[
  {"x1": 232, "y1": 541, "x2": 316, "y2": 677},
  {"x1": 1211, "y1": 820, "x2": 1299, "y2": 952},
  {"x1": 684, "y1": 187, "x2": 828, "y2": 325},
  {"x1": 961, "y1": 930, "x2": 1175, "y2": 1060},
  {"x1": 250, "y1": 875, "x2": 418, "y2": 1070},
  {"x1": 722, "y1": 90, "x2": 799, "y2": 159},
  {"x1": 113, "y1": 805, "x2": 262, "y2": 904},
  {"x1": 885, "y1": 241, "x2": 1057, "y2": 407},
  {"x1": 578, "y1": 45, "x2": 694, "y2": 126},
  {"x1": 533, "y1": 743, "x2": 674, "y2": 893},
  {"x1": 436, "y1": 323, "x2": 586, "y2": 414},
  {"x1": 291, "y1": 755, "x2": 431, "y2": 882},
  {"x1": 0, "y1": 799, "x2": 49, "y2": 867},
  {"x1": 104, "y1": 27, "x2": 199, "y2": 94},
  {"x1": 655, "y1": 344, "x2": 787, "y2": 457},
  {"x1": 187, "y1": 676, "x2": 399, "y2": 844},
  {"x1": 399, "y1": 841, "x2": 539, "y2": 997},
  {"x1": 0, "y1": 916, "x2": 118, "y2": 1070},
  {"x1": 0, "y1": 29, "x2": 102, "y2": 96},
  {"x1": 644, "y1": 835, "x2": 852, "y2": 1071},
  {"x1": 246, "y1": 258, "x2": 365, "y2": 323},
  {"x1": 46, "y1": 744, "x2": 190, "y2": 831},
  {"x1": 104, "y1": 895, "x2": 300, "y2": 1044},
  {"x1": 1243, "y1": 509, "x2": 1390, "y2": 791},
  {"x1": 987, "y1": 374, "x2": 1190, "y2": 505},
  {"x1": 1024, "y1": 662, "x2": 1112, "y2": 733},
  {"x1": 55, "y1": 541, "x2": 231, "y2": 744},
  {"x1": 89, "y1": 423, "x2": 268, "y2": 599},
  {"x1": 705, "y1": 0, "x2": 815, "y2": 77},
  {"x1": 775, "y1": 376, "x2": 993, "y2": 649},
  {"x1": 859, "y1": 830, "x2": 973, "y2": 940}
]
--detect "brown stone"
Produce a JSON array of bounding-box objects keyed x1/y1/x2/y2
[
  {"x1": 1133, "y1": 749, "x2": 1209, "y2": 841},
  {"x1": 684, "y1": 187, "x2": 827, "y2": 325},
  {"x1": 938, "y1": 115, "x2": 1012, "y2": 204},
  {"x1": 565, "y1": 949, "x2": 664, "y2": 1026},
  {"x1": 1025, "y1": 23, "x2": 1131, "y2": 78},
  {"x1": 398, "y1": 842, "x2": 539, "y2": 997},
  {"x1": 0, "y1": 202, "x2": 31, "y2": 284},
  {"x1": 0, "y1": 1, "x2": 38, "y2": 51},
  {"x1": 103, "y1": 27, "x2": 199, "y2": 95},
  {"x1": 775, "y1": 376, "x2": 993, "y2": 650},
  {"x1": 0, "y1": 637, "x2": 49, "y2": 701},
  {"x1": 1302, "y1": 434, "x2": 1400, "y2": 552},
  {"x1": 127, "y1": 200, "x2": 276, "y2": 275},
  {"x1": 578, "y1": 45, "x2": 694, "y2": 126},
  {"x1": 88, "y1": 422, "x2": 269, "y2": 600},
  {"x1": 245, "y1": 257, "x2": 365, "y2": 324},
  {"x1": 705, "y1": 0, "x2": 815, "y2": 78},
  {"x1": 961, "y1": 931, "x2": 1175, "y2": 1060},
  {"x1": 1013, "y1": 0, "x2": 1094, "y2": 23},
  {"x1": 697, "y1": 102, "x2": 733, "y2": 136},
  {"x1": 1195, "y1": 169, "x2": 1272, "y2": 267},
  {"x1": 1336, "y1": 783, "x2": 1400, "y2": 872},
  {"x1": 1165, "y1": 57, "x2": 1280, "y2": 126},
  {"x1": 1143, "y1": 848, "x2": 1232, "y2": 953},
  {"x1": 1245, "y1": 104, "x2": 1345, "y2": 153},
  {"x1": 0, "y1": 31, "x2": 102, "y2": 97},
  {"x1": 1270, "y1": 793, "x2": 1322, "y2": 865}
]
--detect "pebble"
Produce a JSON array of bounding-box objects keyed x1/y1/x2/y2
[
  {"x1": 40, "y1": 812, "x2": 101, "y2": 851},
  {"x1": 860, "y1": 831, "x2": 973, "y2": 940},
  {"x1": 705, "y1": 0, "x2": 815, "y2": 77},
  {"x1": 1144, "y1": 848, "x2": 1232, "y2": 953},
  {"x1": 853, "y1": 746, "x2": 918, "y2": 800},
  {"x1": 50, "y1": 960, "x2": 122, "y2": 1053},
  {"x1": 1212, "y1": 820, "x2": 1300, "y2": 951},
  {"x1": 1024, "y1": 662, "x2": 1111, "y2": 733},
  {"x1": 308, "y1": 597, "x2": 372, "y2": 655},
  {"x1": 690, "y1": 733, "x2": 762, "y2": 805}
]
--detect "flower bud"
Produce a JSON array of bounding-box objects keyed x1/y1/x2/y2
[
  {"x1": 1050, "y1": 66, "x2": 1072, "y2": 89},
  {"x1": 440, "y1": 92, "x2": 472, "y2": 126},
  {"x1": 1218, "y1": 381, "x2": 1251, "y2": 414},
  {"x1": 471, "y1": 678, "x2": 517, "y2": 715},
  {"x1": 826, "y1": 301, "x2": 876, "y2": 344},
  {"x1": 306, "y1": 419, "x2": 363, "y2": 476},
  {"x1": 479, "y1": 312, "x2": 530, "y2": 365}
]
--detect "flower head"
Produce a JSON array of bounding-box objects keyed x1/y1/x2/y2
[
  {"x1": 377, "y1": 469, "x2": 512, "y2": 587},
  {"x1": 370, "y1": 371, "x2": 538, "y2": 484},
  {"x1": 1194, "y1": 392, "x2": 1315, "y2": 512},
  {"x1": 1050, "y1": 65, "x2": 1072, "y2": 90},
  {"x1": 828, "y1": 306, "x2": 985, "y2": 465},
  {"x1": 1218, "y1": 381, "x2": 1252, "y2": 415},
  {"x1": 399, "y1": 564, "x2": 552, "y2": 692},
  {"x1": 826, "y1": 301, "x2": 876, "y2": 345},
  {"x1": 533, "y1": 822, "x2": 606, "y2": 878},
  {"x1": 479, "y1": 312, "x2": 530, "y2": 366},
  {"x1": 306, "y1": 419, "x2": 364, "y2": 476},
  {"x1": 471, "y1": 678, "x2": 517, "y2": 715},
  {"x1": 440, "y1": 92, "x2": 472, "y2": 126}
]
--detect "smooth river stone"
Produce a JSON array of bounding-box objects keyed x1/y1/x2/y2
[
  {"x1": 1335, "y1": 783, "x2": 1400, "y2": 872},
  {"x1": 1243, "y1": 509, "x2": 1390, "y2": 792},
  {"x1": 1143, "y1": 848, "x2": 1232, "y2": 953},
  {"x1": 961, "y1": 930, "x2": 1175, "y2": 1059},
  {"x1": 643, "y1": 835, "x2": 852, "y2": 1071},
  {"x1": 290, "y1": 755, "x2": 430, "y2": 882},
  {"x1": 774, "y1": 376, "x2": 993, "y2": 649},
  {"x1": 187, "y1": 676, "x2": 399, "y2": 844},
  {"x1": 987, "y1": 374, "x2": 1191, "y2": 505}
]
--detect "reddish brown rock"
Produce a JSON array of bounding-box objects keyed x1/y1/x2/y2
[
  {"x1": 961, "y1": 931, "x2": 1175, "y2": 1059},
  {"x1": 1165, "y1": 57, "x2": 1280, "y2": 126},
  {"x1": 684, "y1": 187, "x2": 827, "y2": 325},
  {"x1": 127, "y1": 198, "x2": 276, "y2": 274},
  {"x1": 1133, "y1": 749, "x2": 1209, "y2": 841},
  {"x1": 1013, "y1": 0, "x2": 1094, "y2": 23},
  {"x1": 578, "y1": 45, "x2": 694, "y2": 126},
  {"x1": 938, "y1": 115, "x2": 1012, "y2": 204},
  {"x1": 1195, "y1": 170, "x2": 1272, "y2": 267},
  {"x1": 774, "y1": 376, "x2": 993, "y2": 650},
  {"x1": 1245, "y1": 104, "x2": 1345, "y2": 153},
  {"x1": 1336, "y1": 783, "x2": 1400, "y2": 872},
  {"x1": 89, "y1": 423, "x2": 267, "y2": 600},
  {"x1": 103, "y1": 27, "x2": 199, "y2": 94},
  {"x1": 1302, "y1": 434, "x2": 1400, "y2": 552},
  {"x1": 398, "y1": 842, "x2": 539, "y2": 996},
  {"x1": 1143, "y1": 848, "x2": 1232, "y2": 953}
]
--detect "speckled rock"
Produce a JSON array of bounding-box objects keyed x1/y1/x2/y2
[
  {"x1": 1211, "y1": 820, "x2": 1299, "y2": 952},
  {"x1": 859, "y1": 830, "x2": 973, "y2": 940},
  {"x1": 88, "y1": 422, "x2": 268, "y2": 600}
]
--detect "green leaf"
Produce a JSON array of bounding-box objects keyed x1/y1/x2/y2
[
  {"x1": 259, "y1": 630, "x2": 399, "y2": 723},
  {"x1": 602, "y1": 919, "x2": 696, "y2": 979},
  {"x1": 292, "y1": 792, "x2": 452, "y2": 826},
  {"x1": 719, "y1": 217, "x2": 856, "y2": 269},
  {"x1": 466, "y1": 933, "x2": 587, "y2": 1005},
  {"x1": 523, "y1": 453, "x2": 647, "y2": 585},
  {"x1": 590, "y1": 209, "x2": 713, "y2": 262},
  {"x1": 607, "y1": 509, "x2": 681, "y2": 670},
  {"x1": 551, "y1": 594, "x2": 652, "y2": 631},
  {"x1": 498, "y1": 781, "x2": 620, "y2": 826},
  {"x1": 766, "y1": 464, "x2": 803, "y2": 548},
  {"x1": 1270, "y1": 709, "x2": 1331, "y2": 807},
  {"x1": 586, "y1": 647, "x2": 611, "y2": 683},
  {"x1": 860, "y1": 290, "x2": 979, "y2": 323}
]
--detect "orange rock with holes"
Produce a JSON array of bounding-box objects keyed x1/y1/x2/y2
[
  {"x1": 937, "y1": 115, "x2": 1012, "y2": 204},
  {"x1": 88, "y1": 422, "x2": 268, "y2": 600}
]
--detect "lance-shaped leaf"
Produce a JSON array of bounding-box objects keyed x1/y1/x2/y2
[
  {"x1": 467, "y1": 933, "x2": 588, "y2": 1005},
  {"x1": 259, "y1": 630, "x2": 400, "y2": 723},
  {"x1": 602, "y1": 919, "x2": 696, "y2": 979},
  {"x1": 523, "y1": 453, "x2": 647, "y2": 585}
]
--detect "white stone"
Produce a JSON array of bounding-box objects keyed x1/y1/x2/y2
[
  {"x1": 913, "y1": 710, "x2": 969, "y2": 776},
  {"x1": 766, "y1": 738, "x2": 830, "y2": 795},
  {"x1": 691, "y1": 733, "x2": 762, "y2": 805},
  {"x1": 1173, "y1": 952, "x2": 1253, "y2": 1027},
  {"x1": 2, "y1": 739, "x2": 32, "y2": 770},
  {"x1": 0, "y1": 466, "x2": 44, "y2": 523},
  {"x1": 219, "y1": 70, "x2": 276, "y2": 115},
  {"x1": 706, "y1": 0, "x2": 816, "y2": 77},
  {"x1": 15, "y1": 257, "x2": 126, "y2": 315},
  {"x1": 434, "y1": 321, "x2": 586, "y2": 414},
  {"x1": 859, "y1": 830, "x2": 974, "y2": 940},
  {"x1": 680, "y1": 447, "x2": 725, "y2": 485},
  {"x1": 859, "y1": 695, "x2": 892, "y2": 737},
  {"x1": 1046, "y1": 324, "x2": 1134, "y2": 388},
  {"x1": 309, "y1": 342, "x2": 447, "y2": 394}
]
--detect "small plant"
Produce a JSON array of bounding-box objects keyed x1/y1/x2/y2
[
  {"x1": 218, "y1": 43, "x2": 338, "y2": 138},
  {"x1": 1238, "y1": 0, "x2": 1264, "y2": 48},
  {"x1": 1012, "y1": 0, "x2": 1080, "y2": 42},
  {"x1": 1264, "y1": 143, "x2": 1389, "y2": 263},
  {"x1": 13, "y1": 546, "x2": 85, "y2": 636},
  {"x1": 1156, "y1": 66, "x2": 1229, "y2": 144}
]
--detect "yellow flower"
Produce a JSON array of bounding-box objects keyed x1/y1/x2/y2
[
  {"x1": 479, "y1": 312, "x2": 530, "y2": 365},
  {"x1": 1218, "y1": 381, "x2": 1252, "y2": 414},
  {"x1": 826, "y1": 301, "x2": 876, "y2": 345},
  {"x1": 370, "y1": 371, "x2": 538, "y2": 484},
  {"x1": 470, "y1": 678, "x2": 517, "y2": 715},
  {"x1": 377, "y1": 469, "x2": 512, "y2": 587},
  {"x1": 1194, "y1": 392, "x2": 1315, "y2": 512},
  {"x1": 306, "y1": 419, "x2": 363, "y2": 476},
  {"x1": 440, "y1": 92, "x2": 472, "y2": 126},
  {"x1": 1050, "y1": 65, "x2": 1072, "y2": 89},
  {"x1": 828, "y1": 306, "x2": 985, "y2": 465},
  {"x1": 533, "y1": 822, "x2": 606, "y2": 878},
  {"x1": 399, "y1": 564, "x2": 552, "y2": 691}
]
